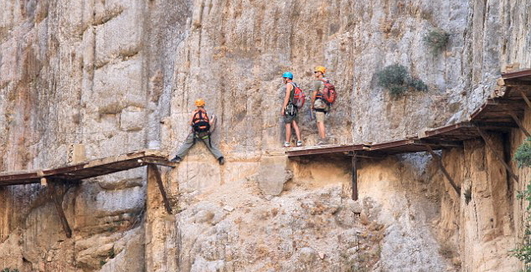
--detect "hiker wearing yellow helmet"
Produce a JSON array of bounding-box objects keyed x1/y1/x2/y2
[
  {"x1": 194, "y1": 98, "x2": 205, "y2": 107},
  {"x1": 170, "y1": 99, "x2": 225, "y2": 165},
  {"x1": 281, "y1": 72, "x2": 303, "y2": 147},
  {"x1": 310, "y1": 66, "x2": 329, "y2": 145}
]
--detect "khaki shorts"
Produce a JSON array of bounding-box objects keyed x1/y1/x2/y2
[{"x1": 315, "y1": 111, "x2": 325, "y2": 123}]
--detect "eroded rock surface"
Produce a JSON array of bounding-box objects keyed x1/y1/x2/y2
[{"x1": 1, "y1": 0, "x2": 530, "y2": 271}]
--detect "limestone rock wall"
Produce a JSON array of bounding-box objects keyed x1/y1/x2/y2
[
  {"x1": 0, "y1": 0, "x2": 530, "y2": 271},
  {"x1": 0, "y1": 0, "x2": 155, "y2": 271}
]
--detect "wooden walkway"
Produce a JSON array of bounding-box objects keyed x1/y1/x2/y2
[
  {"x1": 287, "y1": 68, "x2": 531, "y2": 200},
  {"x1": 0, "y1": 150, "x2": 173, "y2": 186},
  {"x1": 0, "y1": 69, "x2": 530, "y2": 236},
  {"x1": 0, "y1": 150, "x2": 175, "y2": 237}
]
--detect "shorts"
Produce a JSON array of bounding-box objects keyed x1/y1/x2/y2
[
  {"x1": 315, "y1": 111, "x2": 325, "y2": 123},
  {"x1": 284, "y1": 113, "x2": 298, "y2": 124}
]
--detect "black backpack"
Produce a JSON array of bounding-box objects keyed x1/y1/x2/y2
[{"x1": 192, "y1": 109, "x2": 210, "y2": 133}]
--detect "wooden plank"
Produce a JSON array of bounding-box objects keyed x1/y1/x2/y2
[
  {"x1": 474, "y1": 122, "x2": 519, "y2": 129},
  {"x1": 502, "y1": 68, "x2": 531, "y2": 80},
  {"x1": 49, "y1": 181, "x2": 72, "y2": 238},
  {"x1": 476, "y1": 128, "x2": 519, "y2": 183},
  {"x1": 138, "y1": 158, "x2": 176, "y2": 168},
  {"x1": 505, "y1": 86, "x2": 531, "y2": 99},
  {"x1": 470, "y1": 99, "x2": 527, "y2": 121},
  {"x1": 504, "y1": 79, "x2": 531, "y2": 86},
  {"x1": 0, "y1": 150, "x2": 171, "y2": 186},
  {"x1": 148, "y1": 165, "x2": 173, "y2": 214},
  {"x1": 351, "y1": 153, "x2": 358, "y2": 201},
  {"x1": 415, "y1": 139, "x2": 462, "y2": 148},
  {"x1": 368, "y1": 139, "x2": 416, "y2": 151},
  {"x1": 422, "y1": 122, "x2": 475, "y2": 138},
  {"x1": 286, "y1": 144, "x2": 365, "y2": 157},
  {"x1": 425, "y1": 145, "x2": 460, "y2": 195}
]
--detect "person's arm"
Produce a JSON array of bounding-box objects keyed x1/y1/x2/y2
[
  {"x1": 310, "y1": 81, "x2": 322, "y2": 109},
  {"x1": 281, "y1": 83, "x2": 293, "y2": 115},
  {"x1": 189, "y1": 110, "x2": 197, "y2": 125},
  {"x1": 311, "y1": 90, "x2": 317, "y2": 109},
  {"x1": 209, "y1": 113, "x2": 216, "y2": 126}
]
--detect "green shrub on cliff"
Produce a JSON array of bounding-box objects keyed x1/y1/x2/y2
[
  {"x1": 515, "y1": 138, "x2": 531, "y2": 168},
  {"x1": 376, "y1": 64, "x2": 428, "y2": 96},
  {"x1": 423, "y1": 29, "x2": 450, "y2": 55},
  {"x1": 512, "y1": 138, "x2": 531, "y2": 271}
]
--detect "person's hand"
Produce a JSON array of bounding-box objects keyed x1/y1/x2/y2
[{"x1": 281, "y1": 109, "x2": 285, "y2": 116}]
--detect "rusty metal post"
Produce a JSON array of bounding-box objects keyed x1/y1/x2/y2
[
  {"x1": 49, "y1": 181, "x2": 72, "y2": 238},
  {"x1": 351, "y1": 153, "x2": 358, "y2": 201},
  {"x1": 476, "y1": 127, "x2": 519, "y2": 183},
  {"x1": 425, "y1": 145, "x2": 460, "y2": 195},
  {"x1": 148, "y1": 164, "x2": 173, "y2": 214}
]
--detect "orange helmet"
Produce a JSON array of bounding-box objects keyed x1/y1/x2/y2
[
  {"x1": 314, "y1": 66, "x2": 326, "y2": 74},
  {"x1": 195, "y1": 99, "x2": 205, "y2": 107}
]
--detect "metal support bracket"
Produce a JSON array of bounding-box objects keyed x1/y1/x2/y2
[
  {"x1": 520, "y1": 90, "x2": 531, "y2": 109},
  {"x1": 148, "y1": 164, "x2": 173, "y2": 214},
  {"x1": 476, "y1": 127, "x2": 519, "y2": 183},
  {"x1": 424, "y1": 145, "x2": 460, "y2": 195},
  {"x1": 351, "y1": 153, "x2": 358, "y2": 201},
  {"x1": 49, "y1": 181, "x2": 72, "y2": 238},
  {"x1": 498, "y1": 104, "x2": 531, "y2": 137}
]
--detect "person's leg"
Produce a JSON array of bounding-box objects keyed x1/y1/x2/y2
[
  {"x1": 315, "y1": 112, "x2": 326, "y2": 142},
  {"x1": 202, "y1": 137, "x2": 224, "y2": 160},
  {"x1": 292, "y1": 120, "x2": 301, "y2": 141},
  {"x1": 174, "y1": 133, "x2": 195, "y2": 159},
  {"x1": 318, "y1": 121, "x2": 326, "y2": 139},
  {"x1": 285, "y1": 123, "x2": 292, "y2": 144}
]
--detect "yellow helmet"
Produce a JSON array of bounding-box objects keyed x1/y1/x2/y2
[
  {"x1": 195, "y1": 99, "x2": 205, "y2": 107},
  {"x1": 314, "y1": 66, "x2": 326, "y2": 74}
]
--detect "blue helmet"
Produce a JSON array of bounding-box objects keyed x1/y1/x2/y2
[{"x1": 282, "y1": 72, "x2": 294, "y2": 79}]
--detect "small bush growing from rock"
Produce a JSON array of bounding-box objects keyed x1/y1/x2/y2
[
  {"x1": 2, "y1": 269, "x2": 20, "y2": 272},
  {"x1": 515, "y1": 138, "x2": 531, "y2": 168},
  {"x1": 423, "y1": 29, "x2": 450, "y2": 55},
  {"x1": 510, "y1": 185, "x2": 531, "y2": 270},
  {"x1": 511, "y1": 138, "x2": 531, "y2": 270},
  {"x1": 409, "y1": 78, "x2": 428, "y2": 92},
  {"x1": 376, "y1": 64, "x2": 428, "y2": 96}
]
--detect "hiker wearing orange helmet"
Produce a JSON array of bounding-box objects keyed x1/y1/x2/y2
[
  {"x1": 281, "y1": 72, "x2": 303, "y2": 147},
  {"x1": 170, "y1": 99, "x2": 225, "y2": 165},
  {"x1": 310, "y1": 66, "x2": 329, "y2": 145}
]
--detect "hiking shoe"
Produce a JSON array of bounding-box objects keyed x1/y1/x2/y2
[
  {"x1": 296, "y1": 140, "x2": 303, "y2": 147},
  {"x1": 283, "y1": 142, "x2": 291, "y2": 148},
  {"x1": 317, "y1": 140, "x2": 326, "y2": 146},
  {"x1": 218, "y1": 157, "x2": 225, "y2": 165},
  {"x1": 170, "y1": 156, "x2": 182, "y2": 163}
]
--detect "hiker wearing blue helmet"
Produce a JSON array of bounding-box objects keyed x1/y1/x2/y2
[{"x1": 281, "y1": 72, "x2": 303, "y2": 147}]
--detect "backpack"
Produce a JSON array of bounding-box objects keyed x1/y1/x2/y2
[
  {"x1": 192, "y1": 109, "x2": 210, "y2": 134},
  {"x1": 290, "y1": 82, "x2": 306, "y2": 108},
  {"x1": 313, "y1": 94, "x2": 328, "y2": 110},
  {"x1": 320, "y1": 79, "x2": 336, "y2": 104}
]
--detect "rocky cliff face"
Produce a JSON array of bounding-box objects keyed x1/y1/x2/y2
[{"x1": 1, "y1": 0, "x2": 530, "y2": 271}]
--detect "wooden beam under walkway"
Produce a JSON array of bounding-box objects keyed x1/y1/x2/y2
[{"x1": 425, "y1": 145, "x2": 460, "y2": 196}]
